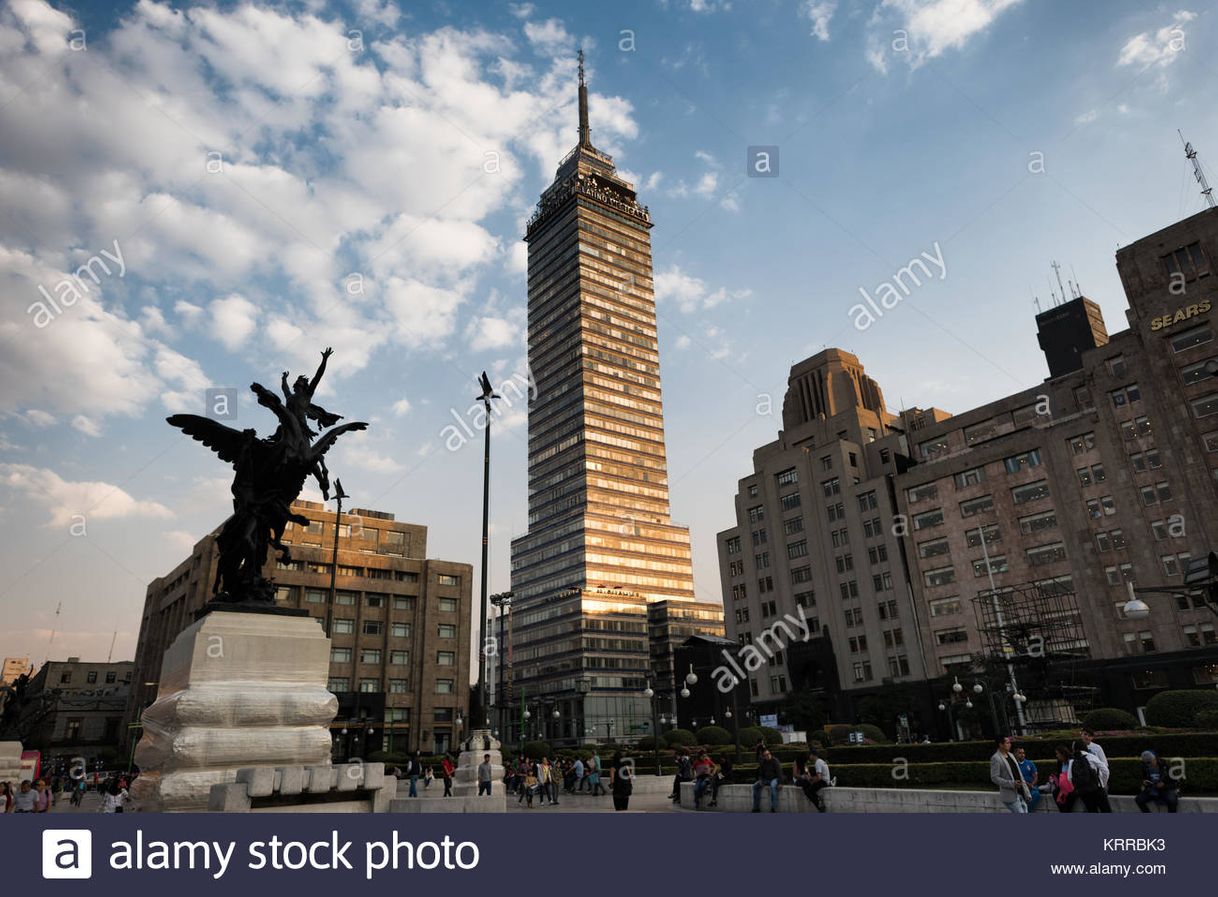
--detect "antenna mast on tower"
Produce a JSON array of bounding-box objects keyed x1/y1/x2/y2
[
  {"x1": 1180, "y1": 131, "x2": 1216, "y2": 209},
  {"x1": 45, "y1": 601, "x2": 62, "y2": 665}
]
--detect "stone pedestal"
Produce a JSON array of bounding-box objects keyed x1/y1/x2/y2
[
  {"x1": 451, "y1": 728, "x2": 503, "y2": 798},
  {"x1": 131, "y1": 609, "x2": 336, "y2": 812}
]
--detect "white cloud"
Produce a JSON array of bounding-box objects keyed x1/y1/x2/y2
[
  {"x1": 523, "y1": 18, "x2": 572, "y2": 56},
  {"x1": 209, "y1": 293, "x2": 259, "y2": 351},
  {"x1": 164, "y1": 529, "x2": 198, "y2": 553},
  {"x1": 392, "y1": 398, "x2": 412, "y2": 416},
  {"x1": 868, "y1": 0, "x2": 1023, "y2": 72},
  {"x1": 1074, "y1": 109, "x2": 1099, "y2": 125},
  {"x1": 23, "y1": 409, "x2": 57, "y2": 428},
  {"x1": 466, "y1": 315, "x2": 520, "y2": 352},
  {"x1": 800, "y1": 1, "x2": 837, "y2": 41},
  {"x1": 654, "y1": 265, "x2": 752, "y2": 314},
  {"x1": 0, "y1": 462, "x2": 173, "y2": 527},
  {"x1": 337, "y1": 435, "x2": 404, "y2": 474},
  {"x1": 1117, "y1": 11, "x2": 1194, "y2": 69},
  {"x1": 70, "y1": 415, "x2": 102, "y2": 437}
]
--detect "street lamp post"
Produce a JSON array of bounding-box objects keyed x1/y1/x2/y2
[
  {"x1": 473, "y1": 373, "x2": 501, "y2": 731},
  {"x1": 325, "y1": 479, "x2": 349, "y2": 637},
  {"x1": 490, "y1": 591, "x2": 513, "y2": 741},
  {"x1": 644, "y1": 680, "x2": 661, "y2": 775}
]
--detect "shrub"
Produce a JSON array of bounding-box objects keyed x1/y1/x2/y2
[
  {"x1": 759, "y1": 726, "x2": 784, "y2": 745},
  {"x1": 1145, "y1": 690, "x2": 1218, "y2": 728},
  {"x1": 735, "y1": 726, "x2": 764, "y2": 746},
  {"x1": 697, "y1": 725, "x2": 732, "y2": 746},
  {"x1": 663, "y1": 728, "x2": 697, "y2": 747},
  {"x1": 1195, "y1": 709, "x2": 1218, "y2": 730},
  {"x1": 827, "y1": 724, "x2": 887, "y2": 745},
  {"x1": 1081, "y1": 708, "x2": 1139, "y2": 731},
  {"x1": 636, "y1": 735, "x2": 662, "y2": 751},
  {"x1": 522, "y1": 741, "x2": 551, "y2": 759}
]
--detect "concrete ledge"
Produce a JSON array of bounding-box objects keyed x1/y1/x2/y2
[
  {"x1": 678, "y1": 783, "x2": 1218, "y2": 814},
  {"x1": 390, "y1": 795, "x2": 506, "y2": 813},
  {"x1": 208, "y1": 762, "x2": 391, "y2": 813}
]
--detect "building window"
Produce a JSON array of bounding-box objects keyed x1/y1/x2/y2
[
  {"x1": 328, "y1": 677, "x2": 350, "y2": 692},
  {"x1": 1068, "y1": 432, "x2": 1096, "y2": 455},
  {"x1": 1018, "y1": 510, "x2": 1057, "y2": 534},
  {"x1": 437, "y1": 573, "x2": 460, "y2": 587},
  {"x1": 335, "y1": 590, "x2": 357, "y2": 606},
  {"x1": 1003, "y1": 449, "x2": 1042, "y2": 473},
  {"x1": 725, "y1": 536, "x2": 741, "y2": 555},
  {"x1": 794, "y1": 590, "x2": 816, "y2": 607},
  {"x1": 1170, "y1": 323, "x2": 1213, "y2": 353},
  {"x1": 1181, "y1": 358, "x2": 1218, "y2": 385},
  {"x1": 1162, "y1": 553, "x2": 1191, "y2": 577},
  {"x1": 822, "y1": 477, "x2": 842, "y2": 497},
  {"x1": 907, "y1": 483, "x2": 939, "y2": 504},
  {"x1": 857, "y1": 491, "x2": 878, "y2": 511},
  {"x1": 1121, "y1": 416, "x2": 1152, "y2": 440},
  {"x1": 872, "y1": 571, "x2": 893, "y2": 592},
  {"x1": 780, "y1": 492, "x2": 802, "y2": 511},
  {"x1": 1141, "y1": 481, "x2": 1173, "y2": 506},
  {"x1": 954, "y1": 467, "x2": 986, "y2": 487},
  {"x1": 381, "y1": 530, "x2": 406, "y2": 556},
  {"x1": 1110, "y1": 384, "x2": 1142, "y2": 407},
  {"x1": 776, "y1": 467, "x2": 799, "y2": 487},
  {"x1": 924, "y1": 567, "x2": 956, "y2": 588},
  {"x1": 105, "y1": 671, "x2": 116, "y2": 684},
  {"x1": 390, "y1": 650, "x2": 409, "y2": 665},
  {"x1": 437, "y1": 651, "x2": 455, "y2": 666},
  {"x1": 390, "y1": 622, "x2": 411, "y2": 638},
  {"x1": 752, "y1": 529, "x2": 768, "y2": 547},
  {"x1": 929, "y1": 597, "x2": 961, "y2": 617},
  {"x1": 827, "y1": 502, "x2": 845, "y2": 521},
  {"x1": 1191, "y1": 393, "x2": 1218, "y2": 419},
  {"x1": 389, "y1": 679, "x2": 409, "y2": 693},
  {"x1": 972, "y1": 556, "x2": 1008, "y2": 577},
  {"x1": 852, "y1": 662, "x2": 873, "y2": 683},
  {"x1": 1026, "y1": 542, "x2": 1067, "y2": 567},
  {"x1": 305, "y1": 589, "x2": 327, "y2": 604},
  {"x1": 755, "y1": 551, "x2": 770, "y2": 569},
  {"x1": 959, "y1": 494, "x2": 995, "y2": 517},
  {"x1": 848, "y1": 635, "x2": 868, "y2": 654},
  {"x1": 935, "y1": 628, "x2": 968, "y2": 645},
  {"x1": 1160, "y1": 240, "x2": 1209, "y2": 281},
  {"x1": 1011, "y1": 480, "x2": 1050, "y2": 505},
  {"x1": 393, "y1": 596, "x2": 415, "y2": 610},
  {"x1": 438, "y1": 597, "x2": 458, "y2": 613},
  {"x1": 787, "y1": 540, "x2": 808, "y2": 559},
  {"x1": 835, "y1": 554, "x2": 854, "y2": 574},
  {"x1": 1107, "y1": 356, "x2": 1127, "y2": 378},
  {"x1": 435, "y1": 679, "x2": 455, "y2": 694},
  {"x1": 820, "y1": 455, "x2": 833, "y2": 471},
  {"x1": 333, "y1": 619, "x2": 354, "y2": 635},
  {"x1": 360, "y1": 649, "x2": 382, "y2": 664},
  {"x1": 437, "y1": 624, "x2": 456, "y2": 638},
  {"x1": 747, "y1": 506, "x2": 765, "y2": 524},
  {"x1": 913, "y1": 508, "x2": 945, "y2": 530},
  {"x1": 783, "y1": 517, "x2": 804, "y2": 536},
  {"x1": 366, "y1": 593, "x2": 385, "y2": 608},
  {"x1": 362, "y1": 620, "x2": 383, "y2": 635},
  {"x1": 86, "y1": 671, "x2": 97, "y2": 684},
  {"x1": 395, "y1": 571, "x2": 420, "y2": 583},
  {"x1": 747, "y1": 484, "x2": 758, "y2": 497},
  {"x1": 868, "y1": 544, "x2": 889, "y2": 564},
  {"x1": 790, "y1": 565, "x2": 812, "y2": 584},
  {"x1": 965, "y1": 524, "x2": 1001, "y2": 548},
  {"x1": 731, "y1": 583, "x2": 747, "y2": 601},
  {"x1": 331, "y1": 648, "x2": 352, "y2": 663}
]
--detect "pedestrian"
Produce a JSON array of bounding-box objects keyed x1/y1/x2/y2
[
  {"x1": 669, "y1": 750, "x2": 692, "y2": 801},
  {"x1": 33, "y1": 779, "x2": 52, "y2": 813},
  {"x1": 1068, "y1": 740, "x2": 1110, "y2": 813},
  {"x1": 1, "y1": 781, "x2": 13, "y2": 813},
  {"x1": 423, "y1": 765, "x2": 434, "y2": 790},
  {"x1": 542, "y1": 757, "x2": 559, "y2": 805},
  {"x1": 1050, "y1": 745, "x2": 1076, "y2": 812},
  {"x1": 573, "y1": 755, "x2": 586, "y2": 792},
  {"x1": 710, "y1": 756, "x2": 732, "y2": 808},
  {"x1": 477, "y1": 753, "x2": 494, "y2": 796},
  {"x1": 441, "y1": 755, "x2": 455, "y2": 797},
  {"x1": 752, "y1": 748, "x2": 783, "y2": 813},
  {"x1": 1014, "y1": 745, "x2": 1040, "y2": 813},
  {"x1": 519, "y1": 765, "x2": 538, "y2": 808},
  {"x1": 1079, "y1": 728, "x2": 1113, "y2": 812},
  {"x1": 692, "y1": 752, "x2": 715, "y2": 810},
  {"x1": 990, "y1": 735, "x2": 1029, "y2": 813},
  {"x1": 588, "y1": 752, "x2": 606, "y2": 796},
  {"x1": 13, "y1": 780, "x2": 36, "y2": 813},
  {"x1": 1135, "y1": 750, "x2": 1179, "y2": 813},
  {"x1": 101, "y1": 779, "x2": 128, "y2": 813},
  {"x1": 407, "y1": 752, "x2": 422, "y2": 798},
  {"x1": 795, "y1": 747, "x2": 831, "y2": 812},
  {"x1": 609, "y1": 751, "x2": 633, "y2": 811}
]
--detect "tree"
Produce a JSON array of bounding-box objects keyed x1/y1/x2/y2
[{"x1": 778, "y1": 688, "x2": 825, "y2": 734}]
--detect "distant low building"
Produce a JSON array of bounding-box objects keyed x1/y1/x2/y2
[{"x1": 7, "y1": 658, "x2": 133, "y2": 762}]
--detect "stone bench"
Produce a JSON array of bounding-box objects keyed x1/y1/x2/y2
[
  {"x1": 208, "y1": 762, "x2": 391, "y2": 812},
  {"x1": 678, "y1": 782, "x2": 1218, "y2": 813}
]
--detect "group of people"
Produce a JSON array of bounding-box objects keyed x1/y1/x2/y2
[
  {"x1": 393, "y1": 752, "x2": 457, "y2": 798},
  {"x1": 665, "y1": 743, "x2": 832, "y2": 813},
  {"x1": 991, "y1": 727, "x2": 1180, "y2": 814},
  {"x1": 501, "y1": 752, "x2": 632, "y2": 809},
  {"x1": 1, "y1": 772, "x2": 132, "y2": 813}
]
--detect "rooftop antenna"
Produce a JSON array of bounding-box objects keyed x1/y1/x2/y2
[
  {"x1": 1047, "y1": 274, "x2": 1059, "y2": 307},
  {"x1": 1180, "y1": 130, "x2": 1216, "y2": 209},
  {"x1": 577, "y1": 48, "x2": 591, "y2": 147},
  {"x1": 1051, "y1": 260, "x2": 1067, "y2": 305},
  {"x1": 1031, "y1": 285, "x2": 1041, "y2": 314},
  {"x1": 1070, "y1": 264, "x2": 1082, "y2": 298},
  {"x1": 106, "y1": 629, "x2": 117, "y2": 663}
]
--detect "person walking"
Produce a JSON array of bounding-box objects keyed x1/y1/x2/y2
[
  {"x1": 406, "y1": 752, "x2": 422, "y2": 798},
  {"x1": 588, "y1": 752, "x2": 606, "y2": 797},
  {"x1": 477, "y1": 753, "x2": 494, "y2": 796},
  {"x1": 796, "y1": 748, "x2": 831, "y2": 812},
  {"x1": 609, "y1": 751, "x2": 633, "y2": 811},
  {"x1": 12, "y1": 780, "x2": 37, "y2": 813},
  {"x1": 543, "y1": 758, "x2": 559, "y2": 805},
  {"x1": 101, "y1": 779, "x2": 128, "y2": 813},
  {"x1": 1135, "y1": 750, "x2": 1179, "y2": 813},
  {"x1": 1080, "y1": 728, "x2": 1113, "y2": 813},
  {"x1": 441, "y1": 755, "x2": 455, "y2": 797},
  {"x1": 518, "y1": 765, "x2": 538, "y2": 808},
  {"x1": 990, "y1": 735, "x2": 1029, "y2": 813},
  {"x1": 1014, "y1": 745, "x2": 1040, "y2": 813},
  {"x1": 1049, "y1": 745, "x2": 1077, "y2": 812},
  {"x1": 572, "y1": 756, "x2": 585, "y2": 793},
  {"x1": 1068, "y1": 741, "x2": 1110, "y2": 813},
  {"x1": 752, "y1": 748, "x2": 783, "y2": 813}
]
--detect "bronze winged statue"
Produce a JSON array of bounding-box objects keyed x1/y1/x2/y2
[{"x1": 167, "y1": 348, "x2": 367, "y2": 604}]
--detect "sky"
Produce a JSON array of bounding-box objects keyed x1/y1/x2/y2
[{"x1": 1, "y1": 0, "x2": 1215, "y2": 670}]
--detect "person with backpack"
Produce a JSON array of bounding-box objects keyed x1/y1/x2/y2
[
  {"x1": 609, "y1": 751, "x2": 633, "y2": 811},
  {"x1": 1069, "y1": 741, "x2": 1110, "y2": 813},
  {"x1": 1135, "y1": 750, "x2": 1180, "y2": 813},
  {"x1": 1080, "y1": 728, "x2": 1112, "y2": 812},
  {"x1": 990, "y1": 735, "x2": 1030, "y2": 813},
  {"x1": 1049, "y1": 745, "x2": 1077, "y2": 812}
]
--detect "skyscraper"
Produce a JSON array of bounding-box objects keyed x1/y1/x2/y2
[{"x1": 508, "y1": 54, "x2": 696, "y2": 744}]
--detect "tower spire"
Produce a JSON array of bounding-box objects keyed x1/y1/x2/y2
[{"x1": 577, "y1": 48, "x2": 591, "y2": 147}]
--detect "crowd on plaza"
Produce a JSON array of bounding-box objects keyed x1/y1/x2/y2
[
  {"x1": 990, "y1": 727, "x2": 1181, "y2": 814},
  {"x1": 1, "y1": 769, "x2": 134, "y2": 813}
]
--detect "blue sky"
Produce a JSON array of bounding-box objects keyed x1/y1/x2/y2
[{"x1": 1, "y1": 0, "x2": 1215, "y2": 667}]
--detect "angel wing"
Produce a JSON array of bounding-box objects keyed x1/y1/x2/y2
[
  {"x1": 308, "y1": 420, "x2": 368, "y2": 461},
  {"x1": 166, "y1": 415, "x2": 254, "y2": 465}
]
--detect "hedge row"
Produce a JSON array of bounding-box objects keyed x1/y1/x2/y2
[
  {"x1": 808, "y1": 732, "x2": 1218, "y2": 766},
  {"x1": 717, "y1": 758, "x2": 1218, "y2": 795}
]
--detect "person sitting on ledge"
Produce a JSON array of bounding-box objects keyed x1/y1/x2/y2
[
  {"x1": 1135, "y1": 750, "x2": 1180, "y2": 814},
  {"x1": 752, "y1": 748, "x2": 783, "y2": 813}
]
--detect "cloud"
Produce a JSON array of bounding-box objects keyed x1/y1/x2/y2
[
  {"x1": 800, "y1": 1, "x2": 837, "y2": 41},
  {"x1": 1, "y1": 462, "x2": 173, "y2": 527},
  {"x1": 654, "y1": 265, "x2": 753, "y2": 313},
  {"x1": 867, "y1": 0, "x2": 1023, "y2": 72},
  {"x1": 1074, "y1": 109, "x2": 1099, "y2": 125},
  {"x1": 1117, "y1": 10, "x2": 1194, "y2": 69},
  {"x1": 392, "y1": 398, "x2": 412, "y2": 416},
  {"x1": 209, "y1": 293, "x2": 259, "y2": 351},
  {"x1": 70, "y1": 415, "x2": 102, "y2": 437},
  {"x1": 164, "y1": 529, "x2": 198, "y2": 553},
  {"x1": 466, "y1": 315, "x2": 521, "y2": 351},
  {"x1": 523, "y1": 18, "x2": 572, "y2": 56}
]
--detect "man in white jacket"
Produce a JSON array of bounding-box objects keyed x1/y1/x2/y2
[{"x1": 1080, "y1": 728, "x2": 1113, "y2": 812}]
